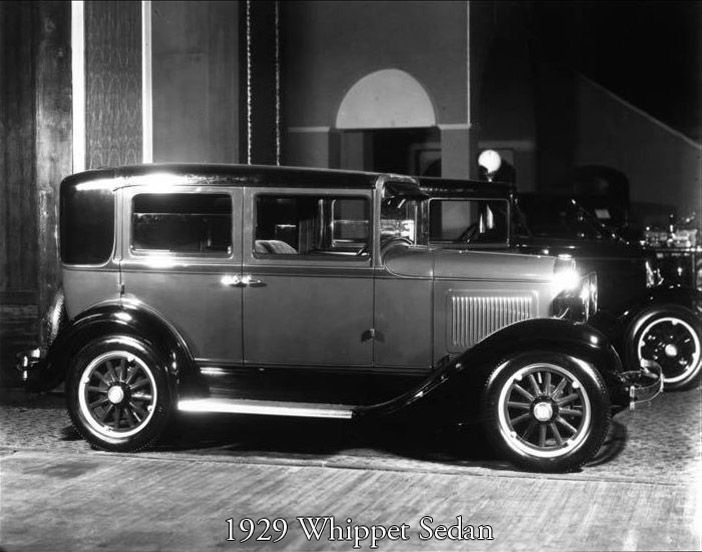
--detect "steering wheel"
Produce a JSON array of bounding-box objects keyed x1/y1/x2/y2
[{"x1": 456, "y1": 223, "x2": 478, "y2": 243}]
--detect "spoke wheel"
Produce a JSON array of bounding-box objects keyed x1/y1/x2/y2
[
  {"x1": 497, "y1": 363, "x2": 591, "y2": 458},
  {"x1": 78, "y1": 351, "x2": 157, "y2": 439},
  {"x1": 482, "y1": 352, "x2": 610, "y2": 472},
  {"x1": 636, "y1": 315, "x2": 701, "y2": 390},
  {"x1": 67, "y1": 335, "x2": 172, "y2": 452}
]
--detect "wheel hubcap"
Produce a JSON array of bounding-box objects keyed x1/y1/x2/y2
[
  {"x1": 77, "y1": 350, "x2": 157, "y2": 438},
  {"x1": 637, "y1": 316, "x2": 701, "y2": 385},
  {"x1": 533, "y1": 401, "x2": 554, "y2": 422},
  {"x1": 497, "y1": 363, "x2": 592, "y2": 459},
  {"x1": 107, "y1": 385, "x2": 126, "y2": 404}
]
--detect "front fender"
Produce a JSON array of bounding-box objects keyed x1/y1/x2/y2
[
  {"x1": 619, "y1": 285, "x2": 702, "y2": 325},
  {"x1": 29, "y1": 302, "x2": 205, "y2": 398},
  {"x1": 585, "y1": 285, "x2": 702, "y2": 360},
  {"x1": 356, "y1": 318, "x2": 626, "y2": 423}
]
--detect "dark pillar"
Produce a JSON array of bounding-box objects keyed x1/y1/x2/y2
[
  {"x1": 0, "y1": 1, "x2": 38, "y2": 303},
  {"x1": 243, "y1": 0, "x2": 281, "y2": 165},
  {"x1": 35, "y1": 0, "x2": 72, "y2": 333}
]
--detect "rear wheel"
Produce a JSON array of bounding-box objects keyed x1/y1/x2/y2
[
  {"x1": 482, "y1": 352, "x2": 611, "y2": 472},
  {"x1": 66, "y1": 335, "x2": 172, "y2": 452}
]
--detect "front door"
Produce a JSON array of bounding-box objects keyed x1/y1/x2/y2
[{"x1": 241, "y1": 188, "x2": 374, "y2": 370}]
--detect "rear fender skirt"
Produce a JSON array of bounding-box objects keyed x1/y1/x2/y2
[
  {"x1": 355, "y1": 318, "x2": 625, "y2": 422},
  {"x1": 32, "y1": 303, "x2": 204, "y2": 397}
]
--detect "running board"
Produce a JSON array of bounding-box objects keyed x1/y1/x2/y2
[{"x1": 177, "y1": 398, "x2": 355, "y2": 419}]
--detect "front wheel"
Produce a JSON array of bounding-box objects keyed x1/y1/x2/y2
[
  {"x1": 632, "y1": 307, "x2": 702, "y2": 391},
  {"x1": 66, "y1": 335, "x2": 172, "y2": 452},
  {"x1": 481, "y1": 352, "x2": 611, "y2": 472}
]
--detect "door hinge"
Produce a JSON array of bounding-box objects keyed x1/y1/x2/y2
[{"x1": 118, "y1": 282, "x2": 125, "y2": 295}]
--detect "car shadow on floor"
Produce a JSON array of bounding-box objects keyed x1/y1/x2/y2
[
  {"x1": 52, "y1": 400, "x2": 629, "y2": 473},
  {"x1": 139, "y1": 412, "x2": 616, "y2": 473},
  {"x1": 151, "y1": 412, "x2": 497, "y2": 463}
]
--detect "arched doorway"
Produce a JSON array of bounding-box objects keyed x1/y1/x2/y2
[{"x1": 334, "y1": 69, "x2": 440, "y2": 175}]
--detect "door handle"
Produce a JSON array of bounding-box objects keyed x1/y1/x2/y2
[
  {"x1": 221, "y1": 274, "x2": 264, "y2": 287},
  {"x1": 221, "y1": 275, "x2": 242, "y2": 287},
  {"x1": 241, "y1": 274, "x2": 264, "y2": 286}
]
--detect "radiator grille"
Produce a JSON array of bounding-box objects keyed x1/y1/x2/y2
[{"x1": 449, "y1": 294, "x2": 535, "y2": 352}]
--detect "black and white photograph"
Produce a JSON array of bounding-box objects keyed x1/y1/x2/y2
[{"x1": 1, "y1": 1, "x2": 700, "y2": 550}]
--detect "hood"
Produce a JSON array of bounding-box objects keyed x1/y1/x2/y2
[
  {"x1": 514, "y1": 235, "x2": 647, "y2": 261},
  {"x1": 383, "y1": 246, "x2": 556, "y2": 282}
]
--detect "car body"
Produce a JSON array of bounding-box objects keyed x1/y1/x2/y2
[
  {"x1": 642, "y1": 219, "x2": 702, "y2": 293},
  {"x1": 18, "y1": 164, "x2": 662, "y2": 472},
  {"x1": 421, "y1": 177, "x2": 702, "y2": 391}
]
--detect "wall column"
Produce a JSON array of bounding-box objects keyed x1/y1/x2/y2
[
  {"x1": 439, "y1": 125, "x2": 477, "y2": 179},
  {"x1": 35, "y1": 0, "x2": 72, "y2": 332}
]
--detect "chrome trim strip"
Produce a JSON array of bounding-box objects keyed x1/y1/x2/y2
[
  {"x1": 177, "y1": 398, "x2": 354, "y2": 419},
  {"x1": 196, "y1": 362, "x2": 431, "y2": 376}
]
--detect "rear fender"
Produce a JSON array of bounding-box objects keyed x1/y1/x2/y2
[{"x1": 31, "y1": 302, "x2": 205, "y2": 398}]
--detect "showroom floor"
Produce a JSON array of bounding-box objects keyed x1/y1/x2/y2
[{"x1": 0, "y1": 384, "x2": 700, "y2": 551}]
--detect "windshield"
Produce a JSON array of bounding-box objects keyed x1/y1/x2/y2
[
  {"x1": 515, "y1": 197, "x2": 607, "y2": 240},
  {"x1": 428, "y1": 198, "x2": 509, "y2": 245}
]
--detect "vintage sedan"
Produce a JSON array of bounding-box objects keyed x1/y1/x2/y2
[
  {"x1": 18, "y1": 164, "x2": 661, "y2": 472},
  {"x1": 421, "y1": 177, "x2": 702, "y2": 391}
]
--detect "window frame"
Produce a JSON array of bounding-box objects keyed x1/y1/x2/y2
[
  {"x1": 247, "y1": 188, "x2": 374, "y2": 265},
  {"x1": 427, "y1": 196, "x2": 512, "y2": 248},
  {"x1": 125, "y1": 187, "x2": 237, "y2": 261}
]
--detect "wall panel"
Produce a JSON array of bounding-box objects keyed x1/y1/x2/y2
[
  {"x1": 85, "y1": 0, "x2": 142, "y2": 168},
  {"x1": 151, "y1": 0, "x2": 240, "y2": 164},
  {"x1": 0, "y1": 1, "x2": 38, "y2": 297}
]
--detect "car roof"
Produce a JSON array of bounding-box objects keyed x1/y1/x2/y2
[
  {"x1": 419, "y1": 176, "x2": 515, "y2": 198},
  {"x1": 61, "y1": 163, "x2": 418, "y2": 192}
]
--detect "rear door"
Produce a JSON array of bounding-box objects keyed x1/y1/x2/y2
[{"x1": 120, "y1": 184, "x2": 244, "y2": 365}]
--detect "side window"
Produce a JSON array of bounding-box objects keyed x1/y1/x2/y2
[
  {"x1": 131, "y1": 193, "x2": 232, "y2": 255},
  {"x1": 429, "y1": 198, "x2": 509, "y2": 245},
  {"x1": 61, "y1": 185, "x2": 115, "y2": 264},
  {"x1": 254, "y1": 195, "x2": 370, "y2": 258}
]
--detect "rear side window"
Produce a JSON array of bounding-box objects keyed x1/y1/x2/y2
[
  {"x1": 61, "y1": 185, "x2": 115, "y2": 265},
  {"x1": 131, "y1": 193, "x2": 232, "y2": 255}
]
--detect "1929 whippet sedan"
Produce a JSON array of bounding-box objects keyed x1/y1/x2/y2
[{"x1": 18, "y1": 164, "x2": 661, "y2": 472}]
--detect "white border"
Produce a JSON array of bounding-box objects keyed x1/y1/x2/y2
[
  {"x1": 71, "y1": 0, "x2": 85, "y2": 173},
  {"x1": 466, "y1": 0, "x2": 471, "y2": 127},
  {"x1": 141, "y1": 0, "x2": 153, "y2": 163}
]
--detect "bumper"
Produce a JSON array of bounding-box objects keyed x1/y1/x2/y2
[
  {"x1": 16, "y1": 347, "x2": 43, "y2": 383},
  {"x1": 620, "y1": 359, "x2": 663, "y2": 410}
]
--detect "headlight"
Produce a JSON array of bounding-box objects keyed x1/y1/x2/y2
[
  {"x1": 552, "y1": 256, "x2": 579, "y2": 294},
  {"x1": 552, "y1": 259, "x2": 598, "y2": 323},
  {"x1": 645, "y1": 259, "x2": 662, "y2": 288}
]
